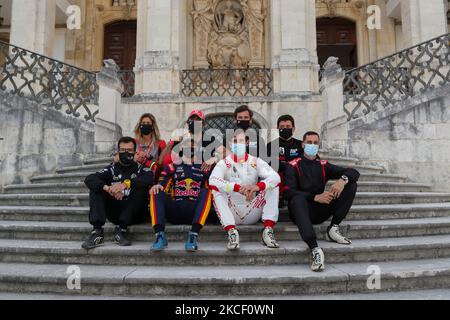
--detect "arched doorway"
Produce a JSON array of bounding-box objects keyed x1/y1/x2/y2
[
  {"x1": 204, "y1": 113, "x2": 263, "y2": 153},
  {"x1": 103, "y1": 20, "x2": 136, "y2": 96},
  {"x1": 203, "y1": 113, "x2": 261, "y2": 142},
  {"x1": 316, "y1": 17, "x2": 357, "y2": 69},
  {"x1": 204, "y1": 114, "x2": 261, "y2": 136}
]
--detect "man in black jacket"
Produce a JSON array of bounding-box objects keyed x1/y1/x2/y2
[
  {"x1": 82, "y1": 137, "x2": 154, "y2": 250},
  {"x1": 284, "y1": 131, "x2": 360, "y2": 272},
  {"x1": 267, "y1": 115, "x2": 303, "y2": 205},
  {"x1": 233, "y1": 105, "x2": 266, "y2": 158}
]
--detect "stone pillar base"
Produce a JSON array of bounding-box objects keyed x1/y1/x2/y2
[
  {"x1": 95, "y1": 60, "x2": 124, "y2": 154},
  {"x1": 134, "y1": 50, "x2": 180, "y2": 95}
]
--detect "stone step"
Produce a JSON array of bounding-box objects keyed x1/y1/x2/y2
[
  {"x1": 0, "y1": 192, "x2": 448, "y2": 207},
  {"x1": 30, "y1": 173, "x2": 90, "y2": 184},
  {"x1": 3, "y1": 288, "x2": 450, "y2": 300},
  {"x1": 0, "y1": 292, "x2": 136, "y2": 300},
  {"x1": 357, "y1": 173, "x2": 408, "y2": 183},
  {"x1": 53, "y1": 162, "x2": 384, "y2": 175},
  {"x1": 0, "y1": 206, "x2": 255, "y2": 223},
  {"x1": 1, "y1": 218, "x2": 450, "y2": 242},
  {"x1": 320, "y1": 155, "x2": 360, "y2": 166},
  {"x1": 328, "y1": 181, "x2": 431, "y2": 193},
  {"x1": 0, "y1": 194, "x2": 89, "y2": 207},
  {"x1": 82, "y1": 155, "x2": 361, "y2": 166},
  {"x1": 56, "y1": 164, "x2": 108, "y2": 174},
  {"x1": 1, "y1": 235, "x2": 450, "y2": 266},
  {"x1": 3, "y1": 182, "x2": 88, "y2": 194},
  {"x1": 1, "y1": 203, "x2": 450, "y2": 222},
  {"x1": 349, "y1": 164, "x2": 385, "y2": 174},
  {"x1": 352, "y1": 192, "x2": 450, "y2": 205},
  {"x1": 342, "y1": 203, "x2": 450, "y2": 220},
  {"x1": 0, "y1": 258, "x2": 450, "y2": 297},
  {"x1": 0, "y1": 206, "x2": 89, "y2": 222},
  {"x1": 274, "y1": 289, "x2": 450, "y2": 300},
  {"x1": 2, "y1": 181, "x2": 432, "y2": 195},
  {"x1": 83, "y1": 156, "x2": 113, "y2": 165},
  {"x1": 29, "y1": 172, "x2": 410, "y2": 184}
]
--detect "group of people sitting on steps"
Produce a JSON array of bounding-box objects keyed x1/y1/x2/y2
[{"x1": 82, "y1": 105, "x2": 360, "y2": 272}]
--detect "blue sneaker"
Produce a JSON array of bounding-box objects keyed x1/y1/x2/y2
[
  {"x1": 185, "y1": 231, "x2": 199, "y2": 252},
  {"x1": 151, "y1": 231, "x2": 168, "y2": 251}
]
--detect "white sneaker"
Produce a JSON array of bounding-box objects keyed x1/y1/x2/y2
[
  {"x1": 227, "y1": 228, "x2": 240, "y2": 251},
  {"x1": 326, "y1": 224, "x2": 352, "y2": 245},
  {"x1": 262, "y1": 227, "x2": 280, "y2": 248},
  {"x1": 311, "y1": 247, "x2": 325, "y2": 272}
]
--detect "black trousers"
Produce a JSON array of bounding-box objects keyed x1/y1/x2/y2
[
  {"x1": 88, "y1": 187, "x2": 149, "y2": 230},
  {"x1": 288, "y1": 182, "x2": 357, "y2": 250}
]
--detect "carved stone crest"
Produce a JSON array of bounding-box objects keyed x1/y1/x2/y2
[{"x1": 192, "y1": 0, "x2": 266, "y2": 69}]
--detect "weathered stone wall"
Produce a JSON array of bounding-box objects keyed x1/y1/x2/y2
[
  {"x1": 347, "y1": 84, "x2": 450, "y2": 192},
  {"x1": 116, "y1": 96, "x2": 323, "y2": 143},
  {"x1": 0, "y1": 92, "x2": 95, "y2": 188}
]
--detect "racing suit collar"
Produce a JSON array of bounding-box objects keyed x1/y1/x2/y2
[
  {"x1": 231, "y1": 153, "x2": 249, "y2": 163},
  {"x1": 301, "y1": 154, "x2": 320, "y2": 162}
]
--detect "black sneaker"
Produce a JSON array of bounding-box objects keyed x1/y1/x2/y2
[
  {"x1": 81, "y1": 229, "x2": 104, "y2": 250},
  {"x1": 114, "y1": 227, "x2": 132, "y2": 246}
]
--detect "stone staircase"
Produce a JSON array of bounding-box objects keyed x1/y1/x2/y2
[{"x1": 1, "y1": 154, "x2": 450, "y2": 298}]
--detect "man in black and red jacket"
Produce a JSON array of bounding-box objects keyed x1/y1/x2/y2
[{"x1": 284, "y1": 131, "x2": 359, "y2": 272}]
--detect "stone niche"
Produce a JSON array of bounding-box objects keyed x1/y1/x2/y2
[{"x1": 192, "y1": 0, "x2": 267, "y2": 69}]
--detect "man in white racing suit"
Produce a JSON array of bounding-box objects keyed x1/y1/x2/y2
[{"x1": 209, "y1": 130, "x2": 281, "y2": 250}]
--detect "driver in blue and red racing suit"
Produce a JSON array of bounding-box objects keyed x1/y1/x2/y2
[{"x1": 149, "y1": 138, "x2": 212, "y2": 252}]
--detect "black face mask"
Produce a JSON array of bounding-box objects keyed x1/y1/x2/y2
[
  {"x1": 236, "y1": 120, "x2": 251, "y2": 131},
  {"x1": 187, "y1": 120, "x2": 202, "y2": 134},
  {"x1": 180, "y1": 147, "x2": 199, "y2": 163},
  {"x1": 188, "y1": 121, "x2": 195, "y2": 134},
  {"x1": 172, "y1": 140, "x2": 181, "y2": 149},
  {"x1": 189, "y1": 148, "x2": 197, "y2": 159},
  {"x1": 279, "y1": 128, "x2": 293, "y2": 140},
  {"x1": 140, "y1": 124, "x2": 153, "y2": 136},
  {"x1": 119, "y1": 151, "x2": 134, "y2": 166}
]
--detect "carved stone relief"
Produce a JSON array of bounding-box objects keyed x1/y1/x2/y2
[{"x1": 192, "y1": 0, "x2": 266, "y2": 69}]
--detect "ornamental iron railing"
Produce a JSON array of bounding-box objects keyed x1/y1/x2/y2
[
  {"x1": 0, "y1": 41, "x2": 99, "y2": 122},
  {"x1": 118, "y1": 70, "x2": 135, "y2": 98},
  {"x1": 181, "y1": 68, "x2": 273, "y2": 97},
  {"x1": 343, "y1": 33, "x2": 450, "y2": 121}
]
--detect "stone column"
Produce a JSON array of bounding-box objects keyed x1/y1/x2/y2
[
  {"x1": 7, "y1": 1, "x2": 56, "y2": 99},
  {"x1": 319, "y1": 57, "x2": 348, "y2": 155},
  {"x1": 320, "y1": 57, "x2": 346, "y2": 123},
  {"x1": 271, "y1": 0, "x2": 319, "y2": 94},
  {"x1": 401, "y1": 0, "x2": 448, "y2": 47},
  {"x1": 374, "y1": 0, "x2": 397, "y2": 58},
  {"x1": 10, "y1": 0, "x2": 56, "y2": 56},
  {"x1": 401, "y1": 0, "x2": 448, "y2": 90},
  {"x1": 95, "y1": 60, "x2": 124, "y2": 154},
  {"x1": 134, "y1": 0, "x2": 184, "y2": 96}
]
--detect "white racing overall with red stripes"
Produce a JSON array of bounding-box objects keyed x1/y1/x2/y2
[{"x1": 209, "y1": 154, "x2": 281, "y2": 227}]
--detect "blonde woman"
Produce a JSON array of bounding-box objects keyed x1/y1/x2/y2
[{"x1": 133, "y1": 113, "x2": 168, "y2": 171}]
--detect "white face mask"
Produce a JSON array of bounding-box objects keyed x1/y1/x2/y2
[
  {"x1": 304, "y1": 144, "x2": 319, "y2": 158},
  {"x1": 231, "y1": 143, "x2": 247, "y2": 157}
]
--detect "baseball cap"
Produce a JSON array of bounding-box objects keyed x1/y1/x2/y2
[{"x1": 188, "y1": 109, "x2": 205, "y2": 121}]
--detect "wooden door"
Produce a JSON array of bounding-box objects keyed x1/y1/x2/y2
[
  {"x1": 103, "y1": 20, "x2": 137, "y2": 71},
  {"x1": 316, "y1": 18, "x2": 357, "y2": 69}
]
